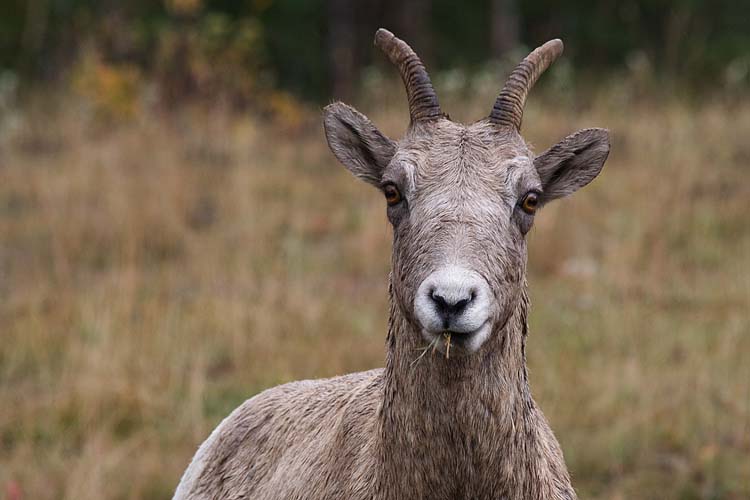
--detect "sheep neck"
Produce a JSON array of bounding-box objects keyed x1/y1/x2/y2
[{"x1": 374, "y1": 285, "x2": 568, "y2": 498}]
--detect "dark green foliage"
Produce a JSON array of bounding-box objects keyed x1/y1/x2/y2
[{"x1": 0, "y1": 0, "x2": 748, "y2": 100}]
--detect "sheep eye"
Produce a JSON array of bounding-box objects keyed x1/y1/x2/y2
[
  {"x1": 383, "y1": 183, "x2": 402, "y2": 206},
  {"x1": 520, "y1": 191, "x2": 540, "y2": 215}
]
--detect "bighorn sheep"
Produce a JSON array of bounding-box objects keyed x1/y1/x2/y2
[{"x1": 174, "y1": 29, "x2": 610, "y2": 500}]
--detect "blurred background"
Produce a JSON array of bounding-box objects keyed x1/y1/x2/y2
[{"x1": 0, "y1": 1, "x2": 748, "y2": 499}]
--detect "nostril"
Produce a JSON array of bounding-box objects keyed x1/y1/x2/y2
[
  {"x1": 454, "y1": 298, "x2": 470, "y2": 313},
  {"x1": 430, "y1": 291, "x2": 449, "y2": 312}
]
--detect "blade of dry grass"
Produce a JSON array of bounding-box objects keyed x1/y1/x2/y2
[{"x1": 0, "y1": 89, "x2": 748, "y2": 499}]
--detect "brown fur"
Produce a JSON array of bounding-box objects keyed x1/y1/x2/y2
[
  {"x1": 174, "y1": 32, "x2": 610, "y2": 500},
  {"x1": 174, "y1": 289, "x2": 576, "y2": 499}
]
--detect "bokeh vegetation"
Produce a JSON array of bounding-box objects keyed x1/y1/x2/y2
[
  {"x1": 3, "y1": 0, "x2": 750, "y2": 102},
  {"x1": 1, "y1": 1, "x2": 749, "y2": 499}
]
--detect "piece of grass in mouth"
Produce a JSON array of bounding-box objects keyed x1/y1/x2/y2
[{"x1": 444, "y1": 333, "x2": 451, "y2": 359}]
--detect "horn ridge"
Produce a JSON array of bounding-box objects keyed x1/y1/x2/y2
[
  {"x1": 490, "y1": 39, "x2": 563, "y2": 130},
  {"x1": 374, "y1": 28, "x2": 442, "y2": 122}
]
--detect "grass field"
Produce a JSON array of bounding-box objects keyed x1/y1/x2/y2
[{"x1": 1, "y1": 84, "x2": 748, "y2": 499}]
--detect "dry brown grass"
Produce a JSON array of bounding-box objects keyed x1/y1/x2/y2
[{"x1": 0, "y1": 85, "x2": 748, "y2": 499}]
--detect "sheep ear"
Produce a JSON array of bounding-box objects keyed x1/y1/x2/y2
[
  {"x1": 323, "y1": 102, "x2": 396, "y2": 187},
  {"x1": 534, "y1": 128, "x2": 610, "y2": 202}
]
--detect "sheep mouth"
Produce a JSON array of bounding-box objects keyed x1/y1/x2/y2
[
  {"x1": 422, "y1": 320, "x2": 492, "y2": 356},
  {"x1": 441, "y1": 329, "x2": 475, "y2": 341}
]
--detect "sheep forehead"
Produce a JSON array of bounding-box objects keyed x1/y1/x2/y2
[{"x1": 392, "y1": 120, "x2": 536, "y2": 209}]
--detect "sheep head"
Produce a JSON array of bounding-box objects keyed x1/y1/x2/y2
[{"x1": 324, "y1": 29, "x2": 610, "y2": 356}]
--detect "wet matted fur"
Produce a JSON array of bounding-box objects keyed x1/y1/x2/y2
[{"x1": 173, "y1": 29, "x2": 610, "y2": 500}]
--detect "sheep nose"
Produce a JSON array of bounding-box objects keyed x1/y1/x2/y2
[
  {"x1": 414, "y1": 266, "x2": 491, "y2": 335},
  {"x1": 414, "y1": 266, "x2": 493, "y2": 349},
  {"x1": 430, "y1": 290, "x2": 473, "y2": 328},
  {"x1": 426, "y1": 273, "x2": 477, "y2": 330}
]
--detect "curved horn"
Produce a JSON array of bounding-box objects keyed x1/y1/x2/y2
[
  {"x1": 374, "y1": 28, "x2": 442, "y2": 122},
  {"x1": 489, "y1": 39, "x2": 563, "y2": 130}
]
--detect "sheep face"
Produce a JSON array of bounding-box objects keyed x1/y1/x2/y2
[{"x1": 381, "y1": 119, "x2": 537, "y2": 355}]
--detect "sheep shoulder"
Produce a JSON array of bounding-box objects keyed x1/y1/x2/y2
[{"x1": 174, "y1": 368, "x2": 384, "y2": 500}]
